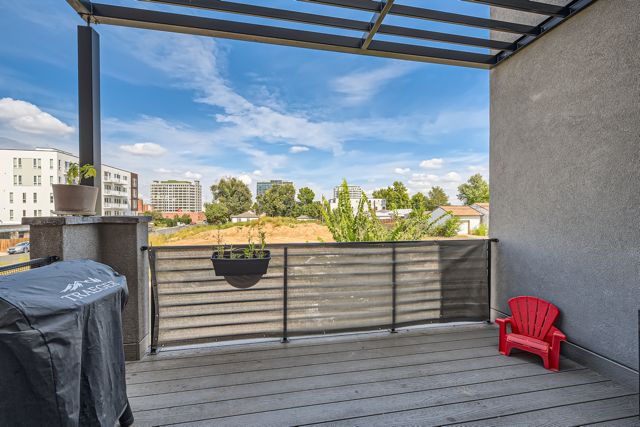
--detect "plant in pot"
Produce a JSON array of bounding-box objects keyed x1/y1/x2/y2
[
  {"x1": 52, "y1": 163, "x2": 98, "y2": 215},
  {"x1": 211, "y1": 230, "x2": 271, "y2": 289}
]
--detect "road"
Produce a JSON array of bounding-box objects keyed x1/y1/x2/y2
[{"x1": 0, "y1": 252, "x2": 30, "y2": 265}]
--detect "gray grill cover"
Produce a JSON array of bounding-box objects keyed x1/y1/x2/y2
[{"x1": 0, "y1": 260, "x2": 129, "y2": 427}]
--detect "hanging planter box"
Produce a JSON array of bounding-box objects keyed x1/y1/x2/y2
[{"x1": 211, "y1": 250, "x2": 271, "y2": 289}]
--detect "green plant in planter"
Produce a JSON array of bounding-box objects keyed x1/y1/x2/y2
[
  {"x1": 230, "y1": 252, "x2": 241, "y2": 259},
  {"x1": 256, "y1": 231, "x2": 268, "y2": 258},
  {"x1": 66, "y1": 163, "x2": 97, "y2": 185},
  {"x1": 243, "y1": 244, "x2": 255, "y2": 259},
  {"x1": 215, "y1": 245, "x2": 225, "y2": 258}
]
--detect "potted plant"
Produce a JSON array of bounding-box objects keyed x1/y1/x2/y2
[
  {"x1": 211, "y1": 232, "x2": 271, "y2": 289},
  {"x1": 52, "y1": 163, "x2": 98, "y2": 215}
]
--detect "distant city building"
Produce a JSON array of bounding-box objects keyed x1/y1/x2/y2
[
  {"x1": 150, "y1": 180, "x2": 202, "y2": 213},
  {"x1": 333, "y1": 185, "x2": 362, "y2": 200},
  {"x1": 326, "y1": 198, "x2": 386, "y2": 214},
  {"x1": 256, "y1": 180, "x2": 294, "y2": 197},
  {"x1": 0, "y1": 147, "x2": 137, "y2": 224}
]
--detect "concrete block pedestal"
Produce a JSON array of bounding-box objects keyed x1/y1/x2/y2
[{"x1": 23, "y1": 216, "x2": 152, "y2": 361}]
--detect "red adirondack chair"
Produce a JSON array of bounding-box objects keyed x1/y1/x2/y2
[{"x1": 496, "y1": 296, "x2": 567, "y2": 372}]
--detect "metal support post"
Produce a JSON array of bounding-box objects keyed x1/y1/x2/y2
[
  {"x1": 77, "y1": 25, "x2": 102, "y2": 214},
  {"x1": 149, "y1": 247, "x2": 160, "y2": 354},
  {"x1": 391, "y1": 243, "x2": 397, "y2": 333},
  {"x1": 281, "y1": 247, "x2": 289, "y2": 343}
]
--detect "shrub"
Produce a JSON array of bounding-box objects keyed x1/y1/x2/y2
[
  {"x1": 444, "y1": 215, "x2": 462, "y2": 237},
  {"x1": 471, "y1": 223, "x2": 488, "y2": 236}
]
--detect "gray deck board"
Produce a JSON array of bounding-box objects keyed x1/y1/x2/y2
[{"x1": 125, "y1": 324, "x2": 639, "y2": 426}]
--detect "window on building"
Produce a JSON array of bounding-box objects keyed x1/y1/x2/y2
[
  {"x1": 38, "y1": 210, "x2": 42, "y2": 217},
  {"x1": 13, "y1": 158, "x2": 22, "y2": 168},
  {"x1": 22, "y1": 210, "x2": 26, "y2": 217},
  {"x1": 133, "y1": 189, "x2": 137, "y2": 198},
  {"x1": 38, "y1": 176, "x2": 41, "y2": 186},
  {"x1": 133, "y1": 178, "x2": 137, "y2": 187},
  {"x1": 50, "y1": 193, "x2": 54, "y2": 203},
  {"x1": 9, "y1": 193, "x2": 13, "y2": 203},
  {"x1": 58, "y1": 176, "x2": 61, "y2": 184},
  {"x1": 50, "y1": 159, "x2": 54, "y2": 169},
  {"x1": 58, "y1": 160, "x2": 61, "y2": 170},
  {"x1": 34, "y1": 176, "x2": 37, "y2": 186},
  {"x1": 9, "y1": 210, "x2": 13, "y2": 220},
  {"x1": 65, "y1": 161, "x2": 69, "y2": 169},
  {"x1": 22, "y1": 193, "x2": 26, "y2": 203},
  {"x1": 33, "y1": 193, "x2": 37, "y2": 203},
  {"x1": 33, "y1": 159, "x2": 41, "y2": 169},
  {"x1": 18, "y1": 176, "x2": 22, "y2": 185},
  {"x1": 50, "y1": 176, "x2": 53, "y2": 186},
  {"x1": 34, "y1": 210, "x2": 37, "y2": 217}
]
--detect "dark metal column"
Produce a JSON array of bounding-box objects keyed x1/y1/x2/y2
[
  {"x1": 78, "y1": 25, "x2": 102, "y2": 214},
  {"x1": 281, "y1": 247, "x2": 289, "y2": 343}
]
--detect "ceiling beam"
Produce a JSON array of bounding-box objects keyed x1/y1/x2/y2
[
  {"x1": 84, "y1": 3, "x2": 497, "y2": 69},
  {"x1": 462, "y1": 0, "x2": 570, "y2": 17},
  {"x1": 141, "y1": 0, "x2": 516, "y2": 51},
  {"x1": 360, "y1": 0, "x2": 394, "y2": 50},
  {"x1": 300, "y1": 0, "x2": 541, "y2": 36}
]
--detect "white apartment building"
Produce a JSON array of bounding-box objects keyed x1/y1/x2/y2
[
  {"x1": 326, "y1": 197, "x2": 386, "y2": 213},
  {"x1": 0, "y1": 147, "x2": 137, "y2": 224},
  {"x1": 150, "y1": 180, "x2": 202, "y2": 213},
  {"x1": 333, "y1": 185, "x2": 363, "y2": 200}
]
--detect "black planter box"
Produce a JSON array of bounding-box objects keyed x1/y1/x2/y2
[{"x1": 211, "y1": 250, "x2": 271, "y2": 276}]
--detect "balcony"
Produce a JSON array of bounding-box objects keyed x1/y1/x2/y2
[
  {"x1": 104, "y1": 189, "x2": 128, "y2": 197},
  {"x1": 103, "y1": 203, "x2": 126, "y2": 209},
  {"x1": 126, "y1": 323, "x2": 638, "y2": 426}
]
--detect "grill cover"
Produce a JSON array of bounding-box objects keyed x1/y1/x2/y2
[{"x1": 0, "y1": 260, "x2": 129, "y2": 427}]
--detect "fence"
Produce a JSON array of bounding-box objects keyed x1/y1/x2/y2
[
  {"x1": 0, "y1": 238, "x2": 29, "y2": 252},
  {"x1": 0, "y1": 256, "x2": 59, "y2": 276},
  {"x1": 148, "y1": 240, "x2": 494, "y2": 352}
]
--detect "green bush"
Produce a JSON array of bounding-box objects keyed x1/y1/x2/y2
[
  {"x1": 471, "y1": 223, "x2": 488, "y2": 236},
  {"x1": 444, "y1": 215, "x2": 462, "y2": 237}
]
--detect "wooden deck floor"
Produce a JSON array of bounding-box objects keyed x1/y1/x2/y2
[{"x1": 126, "y1": 324, "x2": 639, "y2": 426}]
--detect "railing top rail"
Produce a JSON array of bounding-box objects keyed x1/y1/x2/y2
[
  {"x1": 149, "y1": 238, "x2": 498, "y2": 251},
  {"x1": 0, "y1": 256, "x2": 60, "y2": 276}
]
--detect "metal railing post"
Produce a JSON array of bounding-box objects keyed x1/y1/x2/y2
[
  {"x1": 486, "y1": 240, "x2": 492, "y2": 323},
  {"x1": 391, "y1": 243, "x2": 397, "y2": 333},
  {"x1": 281, "y1": 247, "x2": 289, "y2": 343},
  {"x1": 148, "y1": 246, "x2": 160, "y2": 354}
]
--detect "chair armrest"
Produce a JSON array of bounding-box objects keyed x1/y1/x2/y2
[
  {"x1": 495, "y1": 317, "x2": 513, "y2": 354},
  {"x1": 551, "y1": 329, "x2": 566, "y2": 349},
  {"x1": 495, "y1": 317, "x2": 512, "y2": 326}
]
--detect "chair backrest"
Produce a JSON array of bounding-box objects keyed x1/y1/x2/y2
[{"x1": 508, "y1": 296, "x2": 560, "y2": 340}]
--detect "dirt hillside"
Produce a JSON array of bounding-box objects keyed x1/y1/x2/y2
[{"x1": 173, "y1": 222, "x2": 336, "y2": 246}]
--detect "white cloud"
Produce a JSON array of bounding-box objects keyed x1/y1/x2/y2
[
  {"x1": 153, "y1": 168, "x2": 174, "y2": 173},
  {"x1": 368, "y1": 179, "x2": 375, "y2": 182},
  {"x1": 238, "y1": 174, "x2": 252, "y2": 185},
  {"x1": 0, "y1": 98, "x2": 74, "y2": 135},
  {"x1": 395, "y1": 168, "x2": 410, "y2": 174},
  {"x1": 253, "y1": 170, "x2": 262, "y2": 176},
  {"x1": 408, "y1": 173, "x2": 440, "y2": 192},
  {"x1": 120, "y1": 142, "x2": 167, "y2": 157},
  {"x1": 468, "y1": 165, "x2": 489, "y2": 173},
  {"x1": 333, "y1": 63, "x2": 418, "y2": 104},
  {"x1": 184, "y1": 171, "x2": 202, "y2": 180},
  {"x1": 442, "y1": 172, "x2": 461, "y2": 182},
  {"x1": 290, "y1": 146, "x2": 309, "y2": 153},
  {"x1": 420, "y1": 158, "x2": 443, "y2": 169}
]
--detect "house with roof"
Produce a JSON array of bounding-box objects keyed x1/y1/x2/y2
[
  {"x1": 295, "y1": 215, "x2": 314, "y2": 221},
  {"x1": 230, "y1": 211, "x2": 259, "y2": 223},
  {"x1": 470, "y1": 203, "x2": 489, "y2": 228},
  {"x1": 430, "y1": 206, "x2": 485, "y2": 235}
]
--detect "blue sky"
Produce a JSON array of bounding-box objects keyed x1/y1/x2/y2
[{"x1": 0, "y1": 0, "x2": 490, "y2": 204}]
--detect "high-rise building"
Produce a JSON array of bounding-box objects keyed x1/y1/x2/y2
[
  {"x1": 0, "y1": 147, "x2": 137, "y2": 224},
  {"x1": 333, "y1": 185, "x2": 363, "y2": 200},
  {"x1": 256, "y1": 180, "x2": 294, "y2": 197},
  {"x1": 150, "y1": 180, "x2": 202, "y2": 213}
]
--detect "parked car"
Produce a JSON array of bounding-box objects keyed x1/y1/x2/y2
[{"x1": 7, "y1": 241, "x2": 29, "y2": 254}]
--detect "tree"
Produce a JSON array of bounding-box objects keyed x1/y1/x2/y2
[
  {"x1": 297, "y1": 187, "x2": 315, "y2": 205},
  {"x1": 259, "y1": 184, "x2": 296, "y2": 217},
  {"x1": 372, "y1": 181, "x2": 411, "y2": 209},
  {"x1": 410, "y1": 192, "x2": 429, "y2": 210},
  {"x1": 205, "y1": 202, "x2": 229, "y2": 225},
  {"x1": 210, "y1": 176, "x2": 252, "y2": 218},
  {"x1": 144, "y1": 210, "x2": 164, "y2": 222},
  {"x1": 426, "y1": 186, "x2": 450, "y2": 210},
  {"x1": 457, "y1": 174, "x2": 489, "y2": 205},
  {"x1": 180, "y1": 214, "x2": 193, "y2": 225}
]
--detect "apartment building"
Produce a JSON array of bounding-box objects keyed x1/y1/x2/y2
[
  {"x1": 0, "y1": 147, "x2": 137, "y2": 224},
  {"x1": 333, "y1": 185, "x2": 363, "y2": 200},
  {"x1": 256, "y1": 180, "x2": 294, "y2": 197},
  {"x1": 150, "y1": 180, "x2": 202, "y2": 213}
]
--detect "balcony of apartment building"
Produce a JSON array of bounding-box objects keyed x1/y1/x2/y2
[{"x1": 6, "y1": 0, "x2": 639, "y2": 426}]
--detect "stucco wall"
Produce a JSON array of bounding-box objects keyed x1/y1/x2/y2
[{"x1": 490, "y1": 0, "x2": 640, "y2": 371}]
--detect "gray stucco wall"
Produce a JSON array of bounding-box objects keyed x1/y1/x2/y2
[{"x1": 490, "y1": 0, "x2": 640, "y2": 372}]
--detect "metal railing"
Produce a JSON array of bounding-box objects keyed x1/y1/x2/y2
[
  {"x1": 148, "y1": 240, "x2": 495, "y2": 352},
  {"x1": 0, "y1": 256, "x2": 59, "y2": 276}
]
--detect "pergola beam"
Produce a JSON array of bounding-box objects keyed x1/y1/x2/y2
[
  {"x1": 360, "y1": 0, "x2": 394, "y2": 50},
  {"x1": 140, "y1": 0, "x2": 516, "y2": 51},
  {"x1": 72, "y1": 3, "x2": 496, "y2": 69},
  {"x1": 300, "y1": 0, "x2": 541, "y2": 36},
  {"x1": 462, "y1": 0, "x2": 570, "y2": 17}
]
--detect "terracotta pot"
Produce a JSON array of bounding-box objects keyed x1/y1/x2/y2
[{"x1": 52, "y1": 184, "x2": 99, "y2": 214}]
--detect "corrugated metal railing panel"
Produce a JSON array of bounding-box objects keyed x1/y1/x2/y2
[{"x1": 149, "y1": 240, "x2": 491, "y2": 351}]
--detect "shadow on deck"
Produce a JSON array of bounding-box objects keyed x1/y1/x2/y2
[{"x1": 125, "y1": 324, "x2": 639, "y2": 426}]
